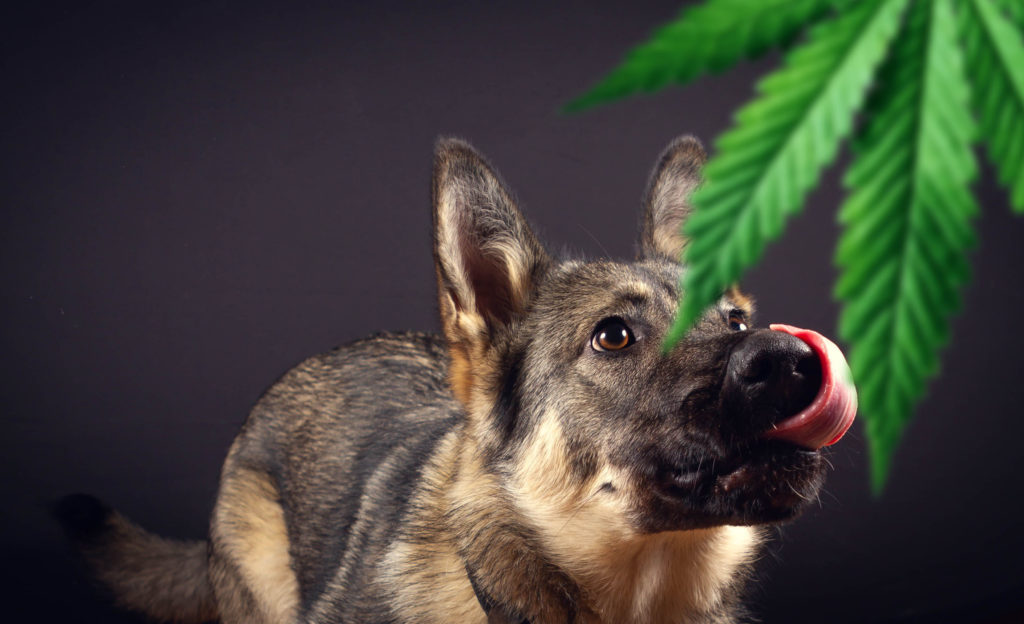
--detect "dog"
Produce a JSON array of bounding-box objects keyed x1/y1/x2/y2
[{"x1": 56, "y1": 136, "x2": 857, "y2": 624}]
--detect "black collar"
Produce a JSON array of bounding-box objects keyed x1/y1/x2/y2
[{"x1": 465, "y1": 562, "x2": 530, "y2": 624}]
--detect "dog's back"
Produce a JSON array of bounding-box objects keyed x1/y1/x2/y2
[{"x1": 59, "y1": 332, "x2": 460, "y2": 622}]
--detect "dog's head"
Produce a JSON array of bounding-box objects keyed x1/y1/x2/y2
[{"x1": 432, "y1": 137, "x2": 854, "y2": 542}]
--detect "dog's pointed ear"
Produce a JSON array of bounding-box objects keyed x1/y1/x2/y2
[
  {"x1": 432, "y1": 138, "x2": 549, "y2": 400},
  {"x1": 639, "y1": 135, "x2": 706, "y2": 262}
]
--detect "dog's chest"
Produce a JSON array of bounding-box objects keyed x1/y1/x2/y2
[{"x1": 578, "y1": 526, "x2": 759, "y2": 624}]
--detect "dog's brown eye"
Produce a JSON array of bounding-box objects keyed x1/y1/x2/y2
[
  {"x1": 728, "y1": 311, "x2": 748, "y2": 332},
  {"x1": 592, "y1": 319, "x2": 635, "y2": 351}
]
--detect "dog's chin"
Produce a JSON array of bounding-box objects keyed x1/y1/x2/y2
[{"x1": 634, "y1": 441, "x2": 826, "y2": 533}]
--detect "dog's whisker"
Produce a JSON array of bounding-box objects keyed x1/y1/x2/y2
[
  {"x1": 787, "y1": 482, "x2": 813, "y2": 503},
  {"x1": 578, "y1": 223, "x2": 613, "y2": 258},
  {"x1": 553, "y1": 486, "x2": 607, "y2": 538}
]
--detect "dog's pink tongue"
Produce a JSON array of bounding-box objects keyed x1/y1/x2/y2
[{"x1": 764, "y1": 324, "x2": 857, "y2": 450}]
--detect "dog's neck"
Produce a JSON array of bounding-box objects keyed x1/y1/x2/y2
[
  {"x1": 566, "y1": 527, "x2": 759, "y2": 623},
  {"x1": 507, "y1": 413, "x2": 762, "y2": 623},
  {"x1": 468, "y1": 523, "x2": 760, "y2": 624}
]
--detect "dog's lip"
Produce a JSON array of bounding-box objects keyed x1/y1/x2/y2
[
  {"x1": 654, "y1": 442, "x2": 817, "y2": 498},
  {"x1": 763, "y1": 324, "x2": 857, "y2": 450},
  {"x1": 656, "y1": 456, "x2": 735, "y2": 496}
]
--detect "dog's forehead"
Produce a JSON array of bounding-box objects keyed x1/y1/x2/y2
[
  {"x1": 533, "y1": 259, "x2": 753, "y2": 330},
  {"x1": 534, "y1": 259, "x2": 680, "y2": 319}
]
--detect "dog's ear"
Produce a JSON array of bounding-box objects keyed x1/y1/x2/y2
[
  {"x1": 432, "y1": 138, "x2": 549, "y2": 403},
  {"x1": 639, "y1": 135, "x2": 706, "y2": 262}
]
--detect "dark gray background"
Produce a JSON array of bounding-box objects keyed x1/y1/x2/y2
[{"x1": 3, "y1": 1, "x2": 1023, "y2": 622}]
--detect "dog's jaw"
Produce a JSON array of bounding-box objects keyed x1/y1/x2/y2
[{"x1": 638, "y1": 441, "x2": 827, "y2": 532}]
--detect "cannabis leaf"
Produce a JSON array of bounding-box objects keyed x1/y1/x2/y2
[
  {"x1": 961, "y1": 0, "x2": 1024, "y2": 212},
  {"x1": 568, "y1": 0, "x2": 1024, "y2": 491},
  {"x1": 994, "y1": 0, "x2": 1024, "y2": 29},
  {"x1": 673, "y1": 0, "x2": 909, "y2": 344},
  {"x1": 564, "y1": 0, "x2": 850, "y2": 112},
  {"x1": 836, "y1": 0, "x2": 977, "y2": 493}
]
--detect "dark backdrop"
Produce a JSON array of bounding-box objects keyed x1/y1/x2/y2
[{"x1": 3, "y1": 2, "x2": 1023, "y2": 622}]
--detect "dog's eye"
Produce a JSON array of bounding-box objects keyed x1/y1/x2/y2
[
  {"x1": 592, "y1": 318, "x2": 636, "y2": 352},
  {"x1": 728, "y1": 311, "x2": 748, "y2": 332}
]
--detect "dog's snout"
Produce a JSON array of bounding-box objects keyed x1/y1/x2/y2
[{"x1": 723, "y1": 330, "x2": 822, "y2": 432}]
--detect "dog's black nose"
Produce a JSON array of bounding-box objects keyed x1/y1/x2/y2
[{"x1": 722, "y1": 329, "x2": 822, "y2": 434}]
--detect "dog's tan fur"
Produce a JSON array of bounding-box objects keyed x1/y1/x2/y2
[{"x1": 211, "y1": 466, "x2": 300, "y2": 623}]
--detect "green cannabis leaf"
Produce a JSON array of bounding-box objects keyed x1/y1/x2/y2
[
  {"x1": 994, "y1": 0, "x2": 1024, "y2": 29},
  {"x1": 961, "y1": 0, "x2": 1024, "y2": 212},
  {"x1": 568, "y1": 0, "x2": 1024, "y2": 491},
  {"x1": 674, "y1": 0, "x2": 909, "y2": 343},
  {"x1": 564, "y1": 0, "x2": 850, "y2": 112},
  {"x1": 836, "y1": 0, "x2": 977, "y2": 493}
]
